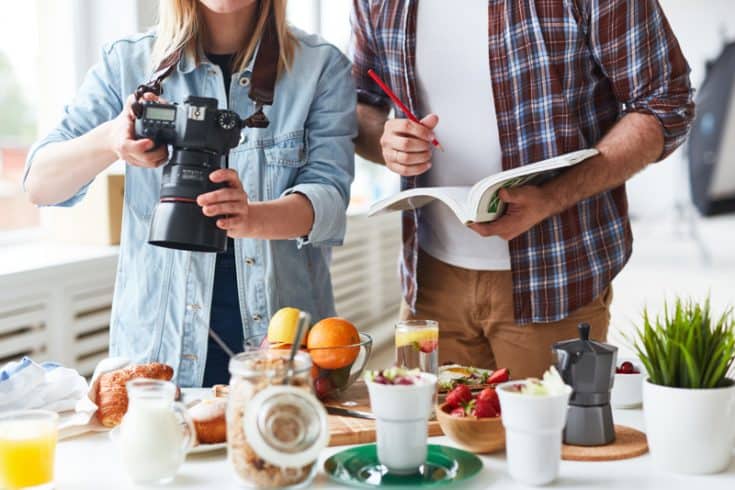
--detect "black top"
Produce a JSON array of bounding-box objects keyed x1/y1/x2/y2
[
  {"x1": 203, "y1": 52, "x2": 242, "y2": 387},
  {"x1": 207, "y1": 52, "x2": 236, "y2": 95}
]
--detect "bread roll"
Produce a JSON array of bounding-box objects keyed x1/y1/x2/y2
[
  {"x1": 95, "y1": 363, "x2": 174, "y2": 427},
  {"x1": 189, "y1": 398, "x2": 227, "y2": 444}
]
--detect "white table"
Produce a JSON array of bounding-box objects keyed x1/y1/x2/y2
[{"x1": 55, "y1": 405, "x2": 735, "y2": 490}]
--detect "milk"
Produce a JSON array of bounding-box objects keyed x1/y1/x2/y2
[{"x1": 118, "y1": 380, "x2": 193, "y2": 484}]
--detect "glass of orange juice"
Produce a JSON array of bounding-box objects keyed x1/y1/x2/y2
[{"x1": 0, "y1": 410, "x2": 58, "y2": 490}]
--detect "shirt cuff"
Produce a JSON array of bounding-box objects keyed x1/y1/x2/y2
[{"x1": 282, "y1": 183, "x2": 346, "y2": 248}]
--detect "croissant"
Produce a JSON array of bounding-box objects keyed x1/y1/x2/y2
[{"x1": 95, "y1": 363, "x2": 174, "y2": 427}]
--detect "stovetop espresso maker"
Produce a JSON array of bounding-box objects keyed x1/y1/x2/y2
[{"x1": 552, "y1": 322, "x2": 617, "y2": 446}]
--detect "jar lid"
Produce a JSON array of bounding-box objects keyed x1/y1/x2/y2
[
  {"x1": 229, "y1": 350, "x2": 311, "y2": 378},
  {"x1": 244, "y1": 385, "x2": 329, "y2": 468}
]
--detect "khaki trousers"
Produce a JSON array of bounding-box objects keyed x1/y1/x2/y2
[{"x1": 400, "y1": 250, "x2": 612, "y2": 380}]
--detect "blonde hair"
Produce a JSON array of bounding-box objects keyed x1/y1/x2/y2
[{"x1": 151, "y1": 0, "x2": 296, "y2": 74}]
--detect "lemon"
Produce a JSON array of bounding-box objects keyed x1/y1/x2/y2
[
  {"x1": 267, "y1": 307, "x2": 305, "y2": 345},
  {"x1": 395, "y1": 327, "x2": 438, "y2": 347}
]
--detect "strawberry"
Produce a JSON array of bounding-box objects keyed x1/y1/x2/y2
[
  {"x1": 477, "y1": 387, "x2": 501, "y2": 414},
  {"x1": 418, "y1": 339, "x2": 438, "y2": 353},
  {"x1": 487, "y1": 368, "x2": 510, "y2": 385},
  {"x1": 445, "y1": 384, "x2": 473, "y2": 409},
  {"x1": 473, "y1": 398, "x2": 499, "y2": 418},
  {"x1": 450, "y1": 406, "x2": 466, "y2": 418}
]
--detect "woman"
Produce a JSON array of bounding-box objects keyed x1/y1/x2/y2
[{"x1": 24, "y1": 0, "x2": 356, "y2": 386}]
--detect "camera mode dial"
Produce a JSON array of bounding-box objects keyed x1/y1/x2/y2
[{"x1": 217, "y1": 111, "x2": 239, "y2": 130}]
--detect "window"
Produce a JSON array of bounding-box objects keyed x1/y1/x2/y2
[
  {"x1": 287, "y1": 1, "x2": 400, "y2": 214},
  {"x1": 0, "y1": 1, "x2": 41, "y2": 236}
]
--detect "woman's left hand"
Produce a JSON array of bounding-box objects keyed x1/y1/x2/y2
[{"x1": 197, "y1": 169, "x2": 257, "y2": 238}]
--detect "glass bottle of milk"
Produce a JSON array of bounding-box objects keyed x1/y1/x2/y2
[{"x1": 119, "y1": 379, "x2": 195, "y2": 484}]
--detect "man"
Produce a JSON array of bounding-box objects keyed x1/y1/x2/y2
[{"x1": 350, "y1": 0, "x2": 694, "y2": 378}]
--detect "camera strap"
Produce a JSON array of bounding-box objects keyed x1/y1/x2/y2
[{"x1": 132, "y1": 10, "x2": 280, "y2": 128}]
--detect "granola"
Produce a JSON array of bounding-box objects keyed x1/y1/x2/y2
[{"x1": 227, "y1": 354, "x2": 316, "y2": 488}]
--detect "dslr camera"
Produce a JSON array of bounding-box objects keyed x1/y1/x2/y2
[{"x1": 134, "y1": 96, "x2": 267, "y2": 253}]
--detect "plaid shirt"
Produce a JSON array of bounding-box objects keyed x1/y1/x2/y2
[{"x1": 349, "y1": 0, "x2": 694, "y2": 324}]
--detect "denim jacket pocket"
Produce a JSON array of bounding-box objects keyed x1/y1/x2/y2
[
  {"x1": 263, "y1": 130, "x2": 308, "y2": 168},
  {"x1": 261, "y1": 130, "x2": 307, "y2": 199}
]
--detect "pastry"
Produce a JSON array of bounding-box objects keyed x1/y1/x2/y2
[
  {"x1": 189, "y1": 398, "x2": 227, "y2": 444},
  {"x1": 213, "y1": 384, "x2": 229, "y2": 399},
  {"x1": 95, "y1": 363, "x2": 174, "y2": 427}
]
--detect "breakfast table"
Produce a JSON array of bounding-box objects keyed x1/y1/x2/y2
[{"x1": 55, "y1": 393, "x2": 735, "y2": 490}]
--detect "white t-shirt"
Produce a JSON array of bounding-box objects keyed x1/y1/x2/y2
[{"x1": 415, "y1": 0, "x2": 511, "y2": 270}]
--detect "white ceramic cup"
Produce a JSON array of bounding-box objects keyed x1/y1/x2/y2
[
  {"x1": 497, "y1": 380, "x2": 572, "y2": 486},
  {"x1": 365, "y1": 373, "x2": 437, "y2": 475},
  {"x1": 611, "y1": 358, "x2": 645, "y2": 409}
]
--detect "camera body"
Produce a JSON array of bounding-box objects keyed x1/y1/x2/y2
[
  {"x1": 134, "y1": 96, "x2": 242, "y2": 154},
  {"x1": 133, "y1": 96, "x2": 246, "y2": 253}
]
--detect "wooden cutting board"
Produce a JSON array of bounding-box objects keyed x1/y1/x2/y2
[{"x1": 324, "y1": 381, "x2": 444, "y2": 447}]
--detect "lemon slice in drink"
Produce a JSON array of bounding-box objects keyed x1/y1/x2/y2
[{"x1": 395, "y1": 327, "x2": 438, "y2": 347}]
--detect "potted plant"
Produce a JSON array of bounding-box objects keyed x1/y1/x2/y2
[{"x1": 633, "y1": 297, "x2": 735, "y2": 474}]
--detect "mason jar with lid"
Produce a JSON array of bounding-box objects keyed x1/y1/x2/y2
[{"x1": 227, "y1": 350, "x2": 329, "y2": 489}]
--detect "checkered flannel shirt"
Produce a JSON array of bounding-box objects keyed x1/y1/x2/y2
[{"x1": 349, "y1": 0, "x2": 694, "y2": 324}]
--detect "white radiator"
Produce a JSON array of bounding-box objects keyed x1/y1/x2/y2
[
  {"x1": 0, "y1": 213, "x2": 402, "y2": 375},
  {"x1": 0, "y1": 249, "x2": 117, "y2": 376}
]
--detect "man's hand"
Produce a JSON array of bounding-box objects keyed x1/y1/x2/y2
[
  {"x1": 197, "y1": 169, "x2": 257, "y2": 238},
  {"x1": 468, "y1": 186, "x2": 556, "y2": 240},
  {"x1": 380, "y1": 114, "x2": 439, "y2": 176}
]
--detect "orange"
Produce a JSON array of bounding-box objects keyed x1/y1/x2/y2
[{"x1": 306, "y1": 318, "x2": 360, "y2": 370}]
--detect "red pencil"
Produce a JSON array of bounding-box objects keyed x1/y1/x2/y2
[{"x1": 367, "y1": 69, "x2": 444, "y2": 151}]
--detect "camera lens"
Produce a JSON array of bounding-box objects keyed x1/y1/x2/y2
[{"x1": 148, "y1": 149, "x2": 227, "y2": 253}]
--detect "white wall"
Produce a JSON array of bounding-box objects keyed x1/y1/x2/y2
[{"x1": 626, "y1": 0, "x2": 735, "y2": 219}]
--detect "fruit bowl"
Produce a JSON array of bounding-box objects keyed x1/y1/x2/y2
[
  {"x1": 435, "y1": 401, "x2": 505, "y2": 454},
  {"x1": 244, "y1": 332, "x2": 373, "y2": 400},
  {"x1": 611, "y1": 358, "x2": 645, "y2": 409}
]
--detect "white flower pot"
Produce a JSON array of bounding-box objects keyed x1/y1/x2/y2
[{"x1": 643, "y1": 379, "x2": 735, "y2": 474}]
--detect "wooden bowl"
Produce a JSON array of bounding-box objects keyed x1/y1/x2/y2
[{"x1": 435, "y1": 402, "x2": 505, "y2": 454}]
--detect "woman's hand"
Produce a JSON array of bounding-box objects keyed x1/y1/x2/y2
[
  {"x1": 108, "y1": 93, "x2": 169, "y2": 168},
  {"x1": 197, "y1": 169, "x2": 256, "y2": 238},
  {"x1": 380, "y1": 114, "x2": 439, "y2": 176}
]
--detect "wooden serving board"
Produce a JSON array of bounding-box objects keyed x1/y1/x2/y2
[{"x1": 325, "y1": 381, "x2": 444, "y2": 447}]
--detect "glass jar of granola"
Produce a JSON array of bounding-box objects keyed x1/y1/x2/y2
[{"x1": 227, "y1": 350, "x2": 329, "y2": 489}]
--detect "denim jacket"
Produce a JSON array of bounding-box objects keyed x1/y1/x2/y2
[{"x1": 25, "y1": 29, "x2": 357, "y2": 386}]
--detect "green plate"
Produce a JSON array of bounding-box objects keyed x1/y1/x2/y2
[{"x1": 324, "y1": 444, "x2": 483, "y2": 488}]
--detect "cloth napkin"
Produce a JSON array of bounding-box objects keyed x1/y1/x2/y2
[{"x1": 0, "y1": 356, "x2": 132, "y2": 439}]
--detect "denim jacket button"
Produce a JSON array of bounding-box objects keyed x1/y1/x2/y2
[
  {"x1": 252, "y1": 314, "x2": 262, "y2": 321},
  {"x1": 245, "y1": 257, "x2": 255, "y2": 265},
  {"x1": 239, "y1": 77, "x2": 250, "y2": 87},
  {"x1": 187, "y1": 303, "x2": 201, "y2": 311}
]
